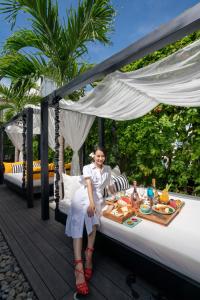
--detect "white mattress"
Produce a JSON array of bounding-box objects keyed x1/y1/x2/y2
[
  {"x1": 4, "y1": 173, "x2": 54, "y2": 187},
  {"x1": 59, "y1": 190, "x2": 200, "y2": 285}
]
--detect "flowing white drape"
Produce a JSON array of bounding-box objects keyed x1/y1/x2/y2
[
  {"x1": 5, "y1": 110, "x2": 41, "y2": 161},
  {"x1": 59, "y1": 39, "x2": 200, "y2": 120},
  {"x1": 5, "y1": 125, "x2": 23, "y2": 159},
  {"x1": 59, "y1": 103, "x2": 95, "y2": 175},
  {"x1": 48, "y1": 105, "x2": 95, "y2": 175}
]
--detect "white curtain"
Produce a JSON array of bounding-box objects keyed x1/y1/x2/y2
[
  {"x1": 59, "y1": 103, "x2": 95, "y2": 175},
  {"x1": 59, "y1": 39, "x2": 200, "y2": 120},
  {"x1": 5, "y1": 125, "x2": 23, "y2": 158},
  {"x1": 5, "y1": 109, "x2": 41, "y2": 161}
]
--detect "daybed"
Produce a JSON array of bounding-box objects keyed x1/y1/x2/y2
[
  {"x1": 56, "y1": 185, "x2": 200, "y2": 293},
  {"x1": 3, "y1": 161, "x2": 54, "y2": 195}
]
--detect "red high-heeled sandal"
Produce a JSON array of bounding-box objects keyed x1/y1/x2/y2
[
  {"x1": 84, "y1": 247, "x2": 94, "y2": 281},
  {"x1": 74, "y1": 259, "x2": 89, "y2": 295}
]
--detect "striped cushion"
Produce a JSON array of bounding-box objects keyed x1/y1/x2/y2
[
  {"x1": 112, "y1": 174, "x2": 130, "y2": 192},
  {"x1": 12, "y1": 163, "x2": 23, "y2": 173},
  {"x1": 33, "y1": 162, "x2": 41, "y2": 167}
]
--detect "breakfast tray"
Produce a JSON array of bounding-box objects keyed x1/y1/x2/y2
[
  {"x1": 103, "y1": 209, "x2": 134, "y2": 224},
  {"x1": 137, "y1": 202, "x2": 185, "y2": 226}
]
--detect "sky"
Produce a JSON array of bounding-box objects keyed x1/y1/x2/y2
[{"x1": 0, "y1": 0, "x2": 200, "y2": 81}]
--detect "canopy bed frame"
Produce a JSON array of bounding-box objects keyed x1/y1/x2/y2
[
  {"x1": 0, "y1": 108, "x2": 34, "y2": 207},
  {"x1": 1, "y1": 2, "x2": 200, "y2": 296},
  {"x1": 38, "y1": 3, "x2": 200, "y2": 296},
  {"x1": 0, "y1": 107, "x2": 54, "y2": 207}
]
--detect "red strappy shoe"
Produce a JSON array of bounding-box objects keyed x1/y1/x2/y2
[
  {"x1": 84, "y1": 247, "x2": 94, "y2": 281},
  {"x1": 74, "y1": 259, "x2": 89, "y2": 295}
]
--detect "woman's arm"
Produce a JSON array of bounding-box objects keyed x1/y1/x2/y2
[
  {"x1": 108, "y1": 184, "x2": 116, "y2": 195},
  {"x1": 85, "y1": 177, "x2": 95, "y2": 217}
]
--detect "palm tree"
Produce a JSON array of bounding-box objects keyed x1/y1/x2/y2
[
  {"x1": 0, "y1": 0, "x2": 115, "y2": 186},
  {"x1": 0, "y1": 0, "x2": 115, "y2": 86},
  {"x1": 0, "y1": 79, "x2": 41, "y2": 160},
  {"x1": 0, "y1": 80, "x2": 41, "y2": 120}
]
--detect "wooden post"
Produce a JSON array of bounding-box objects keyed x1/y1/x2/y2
[
  {"x1": 98, "y1": 117, "x2": 105, "y2": 147},
  {"x1": 41, "y1": 101, "x2": 49, "y2": 220},
  {"x1": 0, "y1": 127, "x2": 4, "y2": 184},
  {"x1": 26, "y1": 108, "x2": 33, "y2": 208}
]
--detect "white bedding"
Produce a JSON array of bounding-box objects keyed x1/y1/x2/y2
[
  {"x1": 59, "y1": 189, "x2": 200, "y2": 285},
  {"x1": 4, "y1": 172, "x2": 54, "y2": 187}
]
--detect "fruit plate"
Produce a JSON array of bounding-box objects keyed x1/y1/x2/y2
[
  {"x1": 152, "y1": 204, "x2": 175, "y2": 215},
  {"x1": 123, "y1": 217, "x2": 142, "y2": 228}
]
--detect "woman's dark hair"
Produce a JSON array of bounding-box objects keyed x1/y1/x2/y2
[{"x1": 93, "y1": 145, "x2": 107, "y2": 157}]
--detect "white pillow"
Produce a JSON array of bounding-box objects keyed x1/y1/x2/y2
[
  {"x1": 62, "y1": 173, "x2": 82, "y2": 204},
  {"x1": 111, "y1": 165, "x2": 121, "y2": 176}
]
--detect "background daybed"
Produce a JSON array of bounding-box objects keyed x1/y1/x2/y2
[{"x1": 3, "y1": 161, "x2": 54, "y2": 195}]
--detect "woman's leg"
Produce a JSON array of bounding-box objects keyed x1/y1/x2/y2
[
  {"x1": 85, "y1": 225, "x2": 97, "y2": 269},
  {"x1": 73, "y1": 238, "x2": 83, "y2": 260},
  {"x1": 73, "y1": 238, "x2": 85, "y2": 285},
  {"x1": 87, "y1": 225, "x2": 97, "y2": 250}
]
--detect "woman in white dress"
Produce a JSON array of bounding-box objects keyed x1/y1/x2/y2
[{"x1": 65, "y1": 146, "x2": 115, "y2": 295}]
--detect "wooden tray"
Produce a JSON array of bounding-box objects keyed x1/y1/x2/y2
[
  {"x1": 136, "y1": 201, "x2": 185, "y2": 226},
  {"x1": 103, "y1": 209, "x2": 134, "y2": 224}
]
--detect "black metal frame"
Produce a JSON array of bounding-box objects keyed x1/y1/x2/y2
[
  {"x1": 45, "y1": 4, "x2": 200, "y2": 294},
  {"x1": 0, "y1": 107, "x2": 40, "y2": 208},
  {"x1": 39, "y1": 3, "x2": 200, "y2": 221}
]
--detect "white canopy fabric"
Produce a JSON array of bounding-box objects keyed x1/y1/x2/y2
[
  {"x1": 5, "y1": 111, "x2": 41, "y2": 160},
  {"x1": 59, "y1": 38, "x2": 200, "y2": 120},
  {"x1": 60, "y1": 107, "x2": 95, "y2": 175},
  {"x1": 48, "y1": 105, "x2": 94, "y2": 175},
  {"x1": 40, "y1": 78, "x2": 95, "y2": 175}
]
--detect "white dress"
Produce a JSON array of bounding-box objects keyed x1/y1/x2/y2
[{"x1": 65, "y1": 163, "x2": 112, "y2": 238}]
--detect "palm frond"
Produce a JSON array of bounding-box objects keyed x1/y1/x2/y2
[
  {"x1": 0, "y1": 103, "x2": 13, "y2": 111},
  {"x1": 64, "y1": 0, "x2": 114, "y2": 57},
  {"x1": 3, "y1": 29, "x2": 45, "y2": 54},
  {"x1": 0, "y1": 52, "x2": 48, "y2": 80}
]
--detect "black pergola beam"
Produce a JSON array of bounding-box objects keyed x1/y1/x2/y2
[
  {"x1": 40, "y1": 101, "x2": 49, "y2": 220},
  {"x1": 0, "y1": 127, "x2": 4, "y2": 184},
  {"x1": 42, "y1": 3, "x2": 200, "y2": 105},
  {"x1": 26, "y1": 108, "x2": 33, "y2": 208}
]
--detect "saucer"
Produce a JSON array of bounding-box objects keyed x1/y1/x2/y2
[{"x1": 139, "y1": 208, "x2": 152, "y2": 215}]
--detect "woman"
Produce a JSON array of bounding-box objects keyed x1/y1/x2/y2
[{"x1": 65, "y1": 146, "x2": 115, "y2": 295}]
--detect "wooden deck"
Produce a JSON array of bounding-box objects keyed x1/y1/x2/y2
[{"x1": 1, "y1": 184, "x2": 200, "y2": 300}]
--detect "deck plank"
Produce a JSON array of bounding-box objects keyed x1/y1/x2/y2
[
  {"x1": 0, "y1": 217, "x2": 55, "y2": 300},
  {"x1": 0, "y1": 185, "x2": 139, "y2": 300}
]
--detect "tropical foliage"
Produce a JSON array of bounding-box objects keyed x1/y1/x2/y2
[
  {"x1": 85, "y1": 32, "x2": 200, "y2": 195},
  {"x1": 0, "y1": 80, "x2": 41, "y2": 120},
  {"x1": 0, "y1": 0, "x2": 115, "y2": 88}
]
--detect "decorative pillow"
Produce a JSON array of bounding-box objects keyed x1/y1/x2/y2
[
  {"x1": 111, "y1": 165, "x2": 121, "y2": 176},
  {"x1": 62, "y1": 173, "x2": 82, "y2": 204},
  {"x1": 3, "y1": 162, "x2": 13, "y2": 173},
  {"x1": 111, "y1": 174, "x2": 130, "y2": 192},
  {"x1": 33, "y1": 160, "x2": 41, "y2": 168},
  {"x1": 12, "y1": 163, "x2": 23, "y2": 173}
]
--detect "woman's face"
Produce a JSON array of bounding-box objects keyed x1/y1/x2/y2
[{"x1": 94, "y1": 150, "x2": 105, "y2": 168}]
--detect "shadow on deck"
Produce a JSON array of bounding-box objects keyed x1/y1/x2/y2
[{"x1": 0, "y1": 184, "x2": 199, "y2": 300}]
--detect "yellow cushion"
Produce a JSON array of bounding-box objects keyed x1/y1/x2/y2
[
  {"x1": 32, "y1": 166, "x2": 41, "y2": 180},
  {"x1": 4, "y1": 162, "x2": 24, "y2": 173},
  {"x1": 4, "y1": 162, "x2": 13, "y2": 173},
  {"x1": 32, "y1": 165, "x2": 54, "y2": 179},
  {"x1": 65, "y1": 163, "x2": 71, "y2": 170}
]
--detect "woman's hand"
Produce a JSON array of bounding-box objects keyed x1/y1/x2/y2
[{"x1": 87, "y1": 203, "x2": 96, "y2": 217}]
